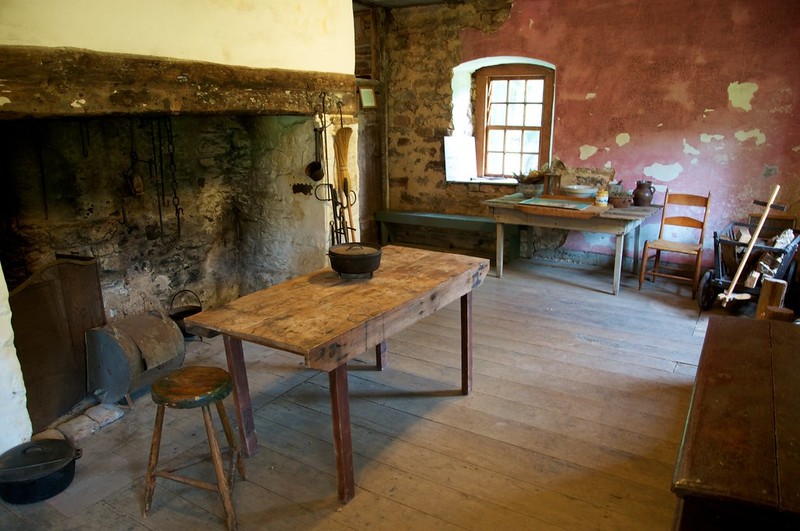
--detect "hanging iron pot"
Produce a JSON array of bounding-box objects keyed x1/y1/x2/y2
[{"x1": 169, "y1": 289, "x2": 203, "y2": 338}]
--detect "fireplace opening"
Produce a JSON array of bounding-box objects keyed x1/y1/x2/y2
[{"x1": 1, "y1": 112, "x2": 348, "y2": 430}]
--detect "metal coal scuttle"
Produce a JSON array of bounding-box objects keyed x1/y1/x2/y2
[{"x1": 86, "y1": 314, "x2": 185, "y2": 405}]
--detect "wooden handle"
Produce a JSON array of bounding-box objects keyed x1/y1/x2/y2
[{"x1": 719, "y1": 184, "x2": 781, "y2": 306}]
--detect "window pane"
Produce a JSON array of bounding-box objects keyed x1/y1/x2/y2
[
  {"x1": 525, "y1": 104, "x2": 543, "y2": 127},
  {"x1": 504, "y1": 153, "x2": 521, "y2": 175},
  {"x1": 526, "y1": 79, "x2": 544, "y2": 102},
  {"x1": 522, "y1": 130, "x2": 540, "y2": 152},
  {"x1": 507, "y1": 104, "x2": 524, "y2": 126},
  {"x1": 489, "y1": 80, "x2": 507, "y2": 103},
  {"x1": 522, "y1": 154, "x2": 539, "y2": 174},
  {"x1": 486, "y1": 152, "x2": 504, "y2": 174},
  {"x1": 487, "y1": 129, "x2": 504, "y2": 151},
  {"x1": 505, "y1": 130, "x2": 522, "y2": 152},
  {"x1": 488, "y1": 103, "x2": 507, "y2": 125},
  {"x1": 508, "y1": 80, "x2": 525, "y2": 103}
]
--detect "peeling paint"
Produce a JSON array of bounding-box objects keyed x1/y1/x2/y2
[
  {"x1": 616, "y1": 133, "x2": 630, "y2": 147},
  {"x1": 682, "y1": 138, "x2": 700, "y2": 155},
  {"x1": 643, "y1": 162, "x2": 683, "y2": 182},
  {"x1": 691, "y1": 158, "x2": 698, "y2": 165},
  {"x1": 700, "y1": 133, "x2": 724, "y2": 143},
  {"x1": 793, "y1": 145, "x2": 800, "y2": 153},
  {"x1": 728, "y1": 81, "x2": 758, "y2": 111},
  {"x1": 585, "y1": 93, "x2": 596, "y2": 100},
  {"x1": 0, "y1": 97, "x2": 10, "y2": 107},
  {"x1": 579, "y1": 145, "x2": 598, "y2": 160},
  {"x1": 70, "y1": 99, "x2": 86, "y2": 109},
  {"x1": 734, "y1": 128, "x2": 766, "y2": 145}
]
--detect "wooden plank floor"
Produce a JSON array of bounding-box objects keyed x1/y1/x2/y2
[{"x1": 1, "y1": 258, "x2": 743, "y2": 530}]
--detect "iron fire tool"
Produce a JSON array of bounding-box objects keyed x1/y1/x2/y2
[{"x1": 314, "y1": 183, "x2": 352, "y2": 246}]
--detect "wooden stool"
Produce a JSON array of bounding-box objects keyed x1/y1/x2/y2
[{"x1": 143, "y1": 366, "x2": 246, "y2": 530}]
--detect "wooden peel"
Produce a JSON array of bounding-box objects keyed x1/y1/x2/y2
[
  {"x1": 334, "y1": 127, "x2": 355, "y2": 235},
  {"x1": 718, "y1": 184, "x2": 781, "y2": 307}
]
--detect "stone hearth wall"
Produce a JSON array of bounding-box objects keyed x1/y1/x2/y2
[{"x1": 0, "y1": 115, "x2": 329, "y2": 317}]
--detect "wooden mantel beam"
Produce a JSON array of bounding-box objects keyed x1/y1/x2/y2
[{"x1": 0, "y1": 46, "x2": 358, "y2": 119}]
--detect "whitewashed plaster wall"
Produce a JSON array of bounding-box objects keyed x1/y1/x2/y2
[
  {"x1": 0, "y1": 0, "x2": 355, "y2": 74},
  {"x1": 0, "y1": 262, "x2": 32, "y2": 453}
]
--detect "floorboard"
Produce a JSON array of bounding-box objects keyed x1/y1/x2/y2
[{"x1": 1, "y1": 258, "x2": 747, "y2": 530}]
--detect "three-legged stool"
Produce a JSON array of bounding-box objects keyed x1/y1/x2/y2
[{"x1": 144, "y1": 366, "x2": 246, "y2": 530}]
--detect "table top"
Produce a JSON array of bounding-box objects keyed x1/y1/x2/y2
[
  {"x1": 673, "y1": 316, "x2": 800, "y2": 511},
  {"x1": 484, "y1": 193, "x2": 659, "y2": 221},
  {"x1": 185, "y1": 246, "x2": 490, "y2": 371}
]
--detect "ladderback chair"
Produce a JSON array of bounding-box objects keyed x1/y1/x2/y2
[{"x1": 638, "y1": 190, "x2": 711, "y2": 297}]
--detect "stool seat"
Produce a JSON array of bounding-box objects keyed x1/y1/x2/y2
[
  {"x1": 144, "y1": 365, "x2": 245, "y2": 530},
  {"x1": 151, "y1": 366, "x2": 232, "y2": 409}
]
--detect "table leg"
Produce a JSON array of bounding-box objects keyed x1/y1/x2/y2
[
  {"x1": 613, "y1": 235, "x2": 624, "y2": 295},
  {"x1": 375, "y1": 340, "x2": 387, "y2": 370},
  {"x1": 495, "y1": 223, "x2": 504, "y2": 278},
  {"x1": 633, "y1": 225, "x2": 642, "y2": 276},
  {"x1": 329, "y1": 365, "x2": 355, "y2": 503},
  {"x1": 461, "y1": 292, "x2": 473, "y2": 395},
  {"x1": 223, "y1": 335, "x2": 258, "y2": 457},
  {"x1": 526, "y1": 226, "x2": 534, "y2": 259}
]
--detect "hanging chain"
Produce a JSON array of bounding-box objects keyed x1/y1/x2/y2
[{"x1": 164, "y1": 117, "x2": 182, "y2": 238}]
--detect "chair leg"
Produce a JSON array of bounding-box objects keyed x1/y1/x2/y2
[
  {"x1": 203, "y1": 405, "x2": 238, "y2": 531},
  {"x1": 691, "y1": 252, "x2": 703, "y2": 298},
  {"x1": 651, "y1": 249, "x2": 662, "y2": 283},
  {"x1": 638, "y1": 242, "x2": 651, "y2": 290},
  {"x1": 215, "y1": 400, "x2": 247, "y2": 481},
  {"x1": 143, "y1": 405, "x2": 165, "y2": 517}
]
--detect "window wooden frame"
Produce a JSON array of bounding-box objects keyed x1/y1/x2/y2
[{"x1": 474, "y1": 64, "x2": 555, "y2": 177}]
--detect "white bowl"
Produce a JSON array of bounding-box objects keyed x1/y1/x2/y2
[{"x1": 561, "y1": 185, "x2": 598, "y2": 198}]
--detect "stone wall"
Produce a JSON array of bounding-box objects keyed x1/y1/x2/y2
[
  {"x1": 0, "y1": 114, "x2": 329, "y2": 317},
  {"x1": 384, "y1": 1, "x2": 512, "y2": 215},
  {"x1": 382, "y1": 0, "x2": 800, "y2": 263}
]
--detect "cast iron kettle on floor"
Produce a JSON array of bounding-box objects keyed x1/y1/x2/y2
[{"x1": 0, "y1": 438, "x2": 82, "y2": 504}]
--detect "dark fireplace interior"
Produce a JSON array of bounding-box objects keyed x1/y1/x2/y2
[{"x1": 1, "y1": 109, "x2": 358, "y2": 431}]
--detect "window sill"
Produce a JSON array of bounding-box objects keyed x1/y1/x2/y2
[{"x1": 446, "y1": 176, "x2": 518, "y2": 185}]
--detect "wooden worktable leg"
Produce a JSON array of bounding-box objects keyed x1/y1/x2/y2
[
  {"x1": 612, "y1": 235, "x2": 624, "y2": 295},
  {"x1": 495, "y1": 223, "x2": 504, "y2": 278},
  {"x1": 329, "y1": 365, "x2": 355, "y2": 503},
  {"x1": 633, "y1": 225, "x2": 642, "y2": 276},
  {"x1": 375, "y1": 340, "x2": 387, "y2": 370},
  {"x1": 223, "y1": 335, "x2": 258, "y2": 457},
  {"x1": 461, "y1": 292, "x2": 473, "y2": 395}
]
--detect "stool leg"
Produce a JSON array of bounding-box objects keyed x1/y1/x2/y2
[
  {"x1": 203, "y1": 405, "x2": 237, "y2": 530},
  {"x1": 144, "y1": 404, "x2": 165, "y2": 517},
  {"x1": 216, "y1": 401, "x2": 247, "y2": 481}
]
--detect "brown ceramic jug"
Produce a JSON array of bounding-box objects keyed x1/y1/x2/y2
[{"x1": 632, "y1": 180, "x2": 655, "y2": 206}]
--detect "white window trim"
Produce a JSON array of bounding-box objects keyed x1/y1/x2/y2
[{"x1": 448, "y1": 56, "x2": 556, "y2": 184}]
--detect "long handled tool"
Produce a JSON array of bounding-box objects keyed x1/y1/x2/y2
[
  {"x1": 718, "y1": 184, "x2": 781, "y2": 306},
  {"x1": 334, "y1": 127, "x2": 356, "y2": 237}
]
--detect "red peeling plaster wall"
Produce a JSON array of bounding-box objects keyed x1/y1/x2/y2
[{"x1": 460, "y1": 0, "x2": 800, "y2": 250}]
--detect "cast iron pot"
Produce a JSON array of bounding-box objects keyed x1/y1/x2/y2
[
  {"x1": 328, "y1": 243, "x2": 382, "y2": 276},
  {"x1": 0, "y1": 439, "x2": 82, "y2": 504}
]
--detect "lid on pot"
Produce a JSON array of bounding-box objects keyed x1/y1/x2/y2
[
  {"x1": 0, "y1": 439, "x2": 79, "y2": 482},
  {"x1": 329, "y1": 243, "x2": 381, "y2": 256}
]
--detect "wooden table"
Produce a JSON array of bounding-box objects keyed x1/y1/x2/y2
[
  {"x1": 185, "y1": 246, "x2": 490, "y2": 503},
  {"x1": 672, "y1": 316, "x2": 800, "y2": 529},
  {"x1": 483, "y1": 193, "x2": 660, "y2": 294}
]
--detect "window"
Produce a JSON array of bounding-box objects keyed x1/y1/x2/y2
[{"x1": 474, "y1": 64, "x2": 555, "y2": 178}]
